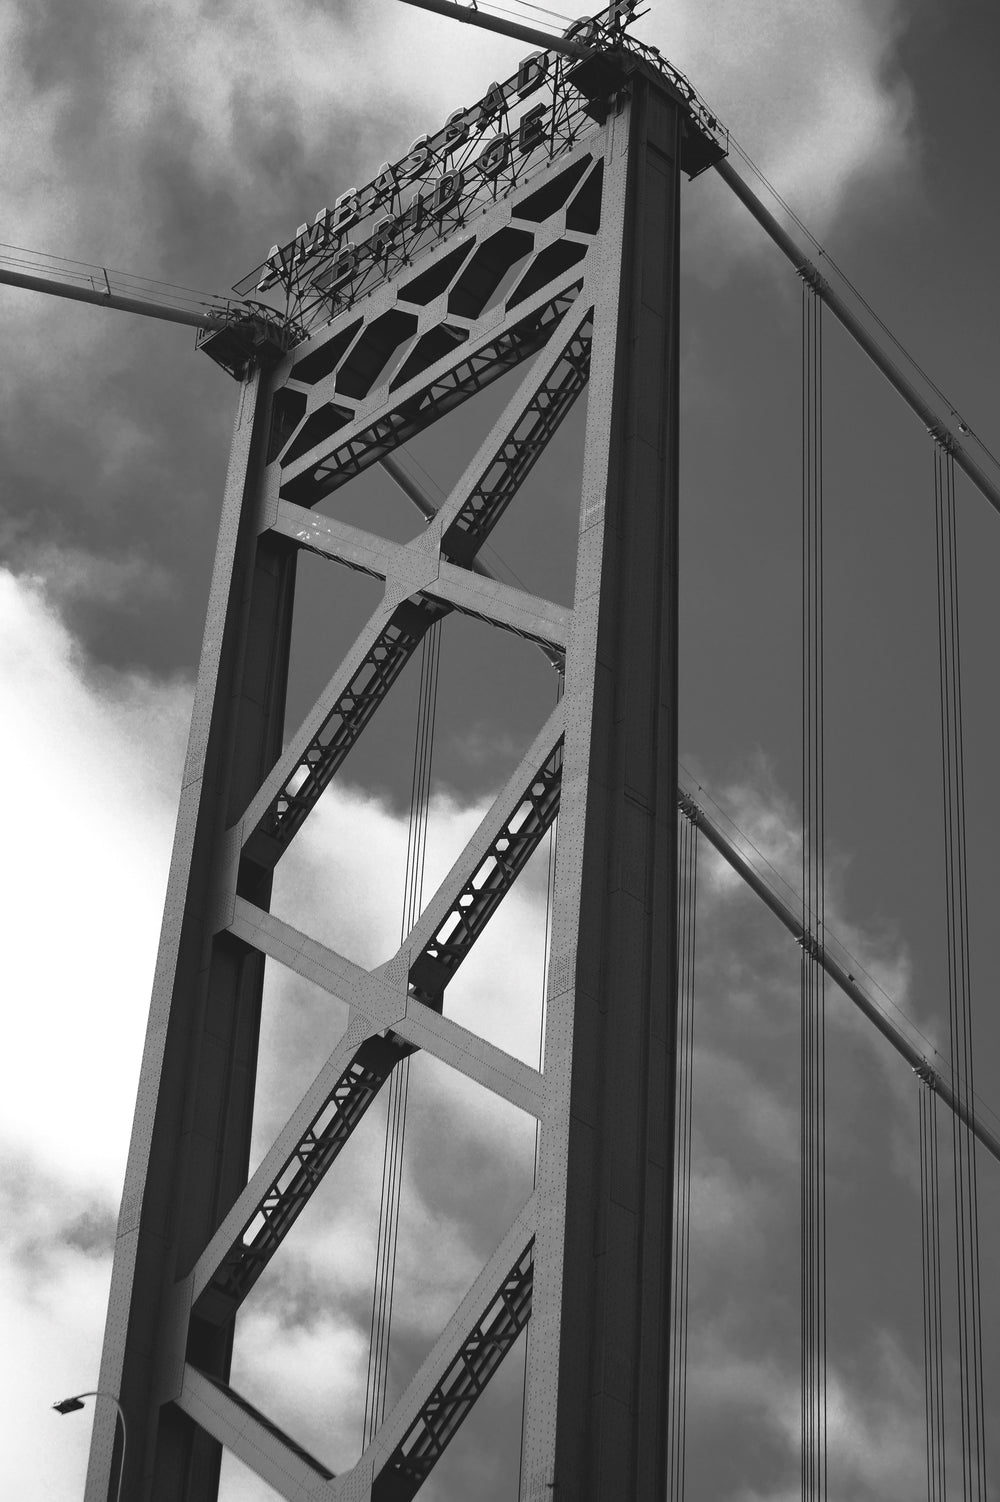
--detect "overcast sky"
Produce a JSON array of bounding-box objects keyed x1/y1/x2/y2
[{"x1": 3, "y1": 1, "x2": 1000, "y2": 1498}]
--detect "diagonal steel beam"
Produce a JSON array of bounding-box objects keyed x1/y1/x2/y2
[
  {"x1": 403, "y1": 734, "x2": 563, "y2": 1002},
  {"x1": 190, "y1": 1015, "x2": 408, "y2": 1325},
  {"x1": 371, "y1": 703, "x2": 564, "y2": 996},
  {"x1": 175, "y1": 1364, "x2": 334, "y2": 1501},
  {"x1": 436, "y1": 307, "x2": 594, "y2": 568},
  {"x1": 236, "y1": 593, "x2": 447, "y2": 874},
  {"x1": 372, "y1": 1245, "x2": 533, "y2": 1501},
  {"x1": 416, "y1": 295, "x2": 592, "y2": 554},
  {"x1": 332, "y1": 1194, "x2": 537, "y2": 1500},
  {"x1": 189, "y1": 1206, "x2": 537, "y2": 1502},
  {"x1": 376, "y1": 455, "x2": 567, "y2": 672}
]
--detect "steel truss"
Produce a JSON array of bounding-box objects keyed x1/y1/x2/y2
[{"x1": 89, "y1": 52, "x2": 711, "y2": 1502}]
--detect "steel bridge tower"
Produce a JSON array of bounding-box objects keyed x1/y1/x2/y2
[{"x1": 86, "y1": 13, "x2": 728, "y2": 1499}]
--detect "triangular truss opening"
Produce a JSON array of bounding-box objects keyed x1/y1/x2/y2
[
  {"x1": 251, "y1": 958, "x2": 352, "y2": 1178},
  {"x1": 282, "y1": 547, "x2": 386, "y2": 749}
]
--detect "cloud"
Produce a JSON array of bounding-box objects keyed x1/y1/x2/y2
[
  {"x1": 671, "y1": 755, "x2": 977, "y2": 1500},
  {"x1": 1, "y1": 0, "x2": 920, "y2": 355},
  {"x1": 693, "y1": 1331, "x2": 926, "y2": 1502},
  {"x1": 0, "y1": 0, "x2": 927, "y2": 690},
  {"x1": 640, "y1": 0, "x2": 919, "y2": 272},
  {"x1": 0, "y1": 565, "x2": 192, "y2": 1491},
  {"x1": 0, "y1": 561, "x2": 544, "y2": 1492},
  {"x1": 270, "y1": 780, "x2": 551, "y2": 1069},
  {"x1": 0, "y1": 1165, "x2": 120, "y2": 1498},
  {"x1": 0, "y1": 567, "x2": 191, "y2": 1193}
]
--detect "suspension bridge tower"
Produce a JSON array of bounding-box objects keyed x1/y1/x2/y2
[
  {"x1": 82, "y1": 5, "x2": 725, "y2": 1496},
  {"x1": 71, "y1": 3, "x2": 999, "y2": 1500}
]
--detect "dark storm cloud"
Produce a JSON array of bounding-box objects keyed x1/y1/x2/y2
[
  {"x1": 58, "y1": 1205, "x2": 118, "y2": 1257},
  {"x1": 0, "y1": 1150, "x2": 117, "y2": 1278},
  {"x1": 252, "y1": 1248, "x2": 374, "y2": 1338},
  {"x1": 2, "y1": 0, "x2": 927, "y2": 688},
  {"x1": 0, "y1": 0, "x2": 413, "y2": 679}
]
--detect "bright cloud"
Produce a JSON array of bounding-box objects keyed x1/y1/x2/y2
[
  {"x1": 0, "y1": 567, "x2": 190, "y2": 1192},
  {"x1": 0, "y1": 564, "x2": 544, "y2": 1492},
  {"x1": 0, "y1": 566, "x2": 191, "y2": 1492}
]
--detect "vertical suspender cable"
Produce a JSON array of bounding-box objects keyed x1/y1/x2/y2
[
  {"x1": 667, "y1": 809, "x2": 699, "y2": 1501},
  {"x1": 518, "y1": 668, "x2": 563, "y2": 1499},
  {"x1": 800, "y1": 280, "x2": 827, "y2": 1502},
  {"x1": 933, "y1": 442, "x2": 987, "y2": 1501},
  {"x1": 918, "y1": 1075, "x2": 947, "y2": 1501},
  {"x1": 363, "y1": 618, "x2": 443, "y2": 1448}
]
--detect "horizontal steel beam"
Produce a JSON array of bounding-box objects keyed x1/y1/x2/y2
[
  {"x1": 229, "y1": 899, "x2": 546, "y2": 1117},
  {"x1": 270, "y1": 500, "x2": 569, "y2": 653},
  {"x1": 715, "y1": 157, "x2": 1000, "y2": 516},
  {"x1": 679, "y1": 790, "x2": 1000, "y2": 1167}
]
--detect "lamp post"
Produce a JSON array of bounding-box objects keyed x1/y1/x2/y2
[{"x1": 53, "y1": 1391, "x2": 127, "y2": 1502}]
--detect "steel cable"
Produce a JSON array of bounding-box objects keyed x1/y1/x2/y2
[
  {"x1": 800, "y1": 281, "x2": 828, "y2": 1502},
  {"x1": 516, "y1": 666, "x2": 563, "y2": 1497},
  {"x1": 933, "y1": 442, "x2": 987, "y2": 1500},
  {"x1": 919, "y1": 1079, "x2": 947, "y2": 1501},
  {"x1": 363, "y1": 619, "x2": 442, "y2": 1447},
  {"x1": 667, "y1": 811, "x2": 699, "y2": 1500}
]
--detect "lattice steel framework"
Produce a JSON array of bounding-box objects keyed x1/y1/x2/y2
[{"x1": 87, "y1": 45, "x2": 723, "y2": 1502}]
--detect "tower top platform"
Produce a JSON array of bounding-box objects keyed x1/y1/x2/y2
[{"x1": 230, "y1": 1, "x2": 726, "y2": 341}]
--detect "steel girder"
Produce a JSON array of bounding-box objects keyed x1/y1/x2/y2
[{"x1": 89, "y1": 57, "x2": 688, "y2": 1502}]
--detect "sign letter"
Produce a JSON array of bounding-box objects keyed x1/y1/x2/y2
[
  {"x1": 517, "y1": 52, "x2": 549, "y2": 97},
  {"x1": 430, "y1": 169, "x2": 464, "y2": 215},
  {"x1": 324, "y1": 243, "x2": 358, "y2": 292},
  {"x1": 476, "y1": 135, "x2": 510, "y2": 179},
  {"x1": 518, "y1": 104, "x2": 547, "y2": 155},
  {"x1": 443, "y1": 108, "x2": 470, "y2": 153},
  {"x1": 477, "y1": 80, "x2": 508, "y2": 126},
  {"x1": 398, "y1": 136, "x2": 432, "y2": 183},
  {"x1": 256, "y1": 246, "x2": 283, "y2": 293}
]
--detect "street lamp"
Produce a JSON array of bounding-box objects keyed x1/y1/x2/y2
[{"x1": 52, "y1": 1390, "x2": 127, "y2": 1502}]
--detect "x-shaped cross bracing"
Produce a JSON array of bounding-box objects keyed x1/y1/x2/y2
[{"x1": 169, "y1": 215, "x2": 601, "y2": 1497}]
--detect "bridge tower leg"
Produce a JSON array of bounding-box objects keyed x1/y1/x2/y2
[
  {"x1": 86, "y1": 54, "x2": 695, "y2": 1502},
  {"x1": 520, "y1": 68, "x2": 683, "y2": 1502}
]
